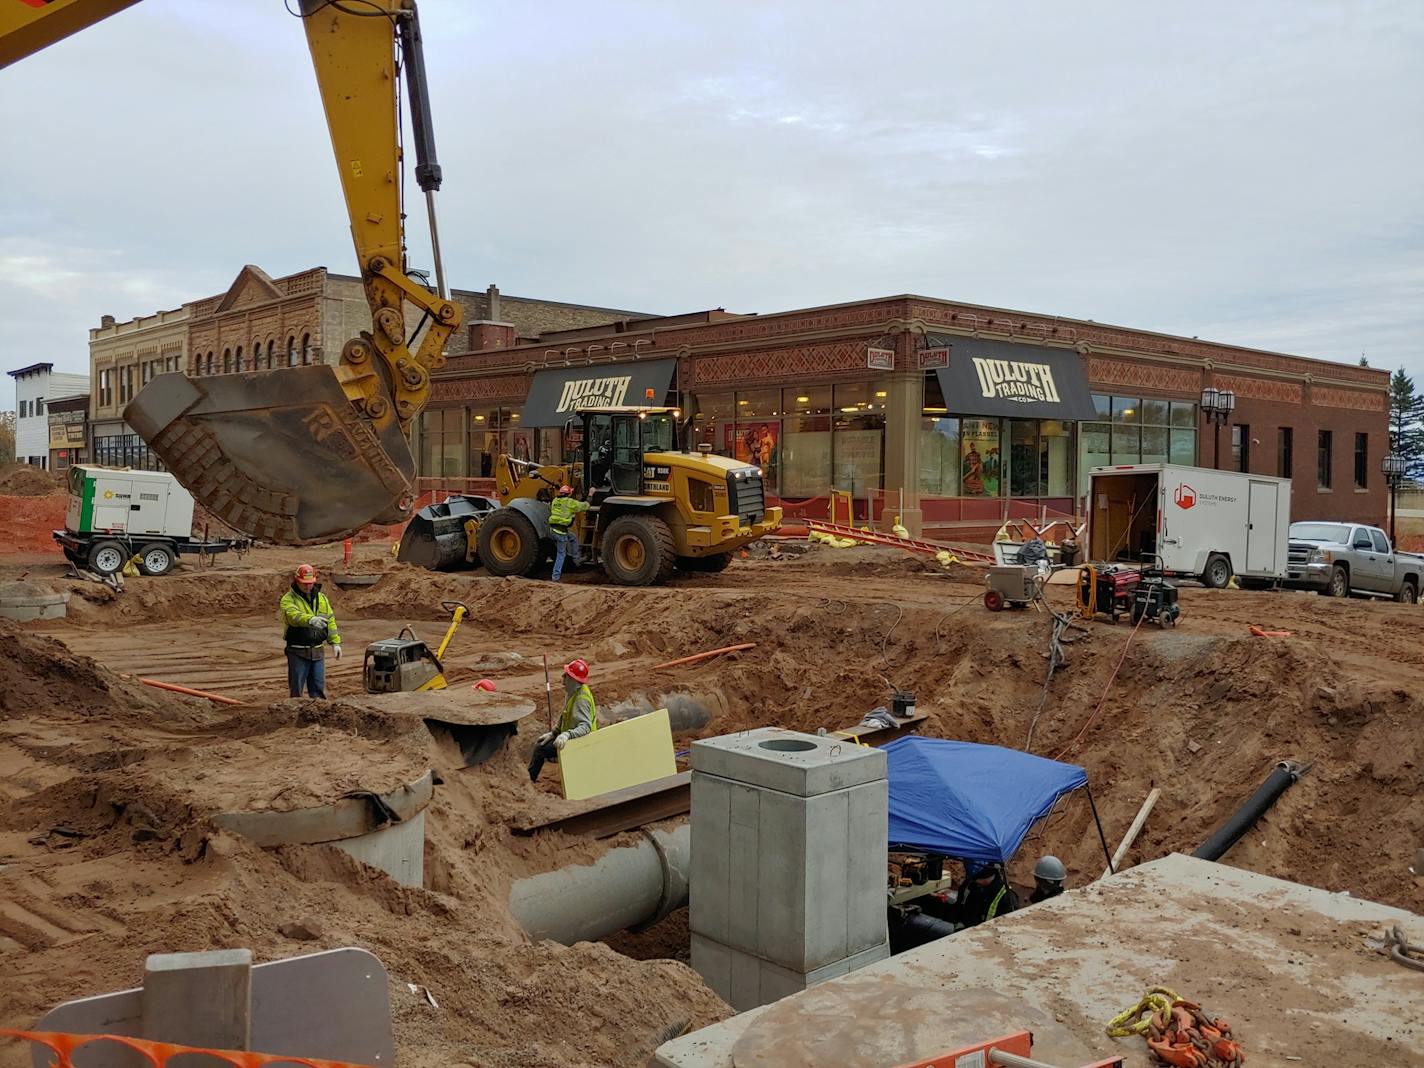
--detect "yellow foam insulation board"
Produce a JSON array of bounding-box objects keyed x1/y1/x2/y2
[{"x1": 558, "y1": 707, "x2": 676, "y2": 801}]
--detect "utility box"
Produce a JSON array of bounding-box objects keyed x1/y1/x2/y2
[{"x1": 690, "y1": 727, "x2": 889, "y2": 1011}]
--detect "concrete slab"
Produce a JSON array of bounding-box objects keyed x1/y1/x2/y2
[
  {"x1": 691, "y1": 728, "x2": 886, "y2": 797},
  {"x1": 658, "y1": 854, "x2": 1424, "y2": 1068}
]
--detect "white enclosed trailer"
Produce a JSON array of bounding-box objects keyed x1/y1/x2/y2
[{"x1": 1086, "y1": 463, "x2": 1290, "y2": 587}]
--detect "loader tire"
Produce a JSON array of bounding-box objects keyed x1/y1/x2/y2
[
  {"x1": 477, "y1": 510, "x2": 542, "y2": 578},
  {"x1": 678, "y1": 552, "x2": 734, "y2": 573},
  {"x1": 602, "y1": 514, "x2": 676, "y2": 586}
]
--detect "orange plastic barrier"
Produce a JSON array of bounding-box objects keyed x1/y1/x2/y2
[{"x1": 0, "y1": 1028, "x2": 374, "y2": 1068}]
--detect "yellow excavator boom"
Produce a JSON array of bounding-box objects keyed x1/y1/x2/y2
[{"x1": 2, "y1": 0, "x2": 461, "y2": 544}]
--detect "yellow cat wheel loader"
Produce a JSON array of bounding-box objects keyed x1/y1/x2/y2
[{"x1": 400, "y1": 407, "x2": 782, "y2": 585}]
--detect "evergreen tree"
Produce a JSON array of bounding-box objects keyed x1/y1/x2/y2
[{"x1": 1388, "y1": 367, "x2": 1424, "y2": 482}]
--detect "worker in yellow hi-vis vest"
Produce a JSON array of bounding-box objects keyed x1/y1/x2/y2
[
  {"x1": 925, "y1": 862, "x2": 1019, "y2": 930},
  {"x1": 528, "y1": 658, "x2": 598, "y2": 781}
]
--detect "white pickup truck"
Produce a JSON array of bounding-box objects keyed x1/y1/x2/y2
[{"x1": 1285, "y1": 522, "x2": 1424, "y2": 603}]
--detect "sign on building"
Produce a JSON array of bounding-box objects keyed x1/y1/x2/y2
[
  {"x1": 866, "y1": 347, "x2": 895, "y2": 371},
  {"x1": 919, "y1": 347, "x2": 949, "y2": 370}
]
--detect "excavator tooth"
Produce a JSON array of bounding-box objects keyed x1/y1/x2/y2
[{"x1": 125, "y1": 368, "x2": 415, "y2": 545}]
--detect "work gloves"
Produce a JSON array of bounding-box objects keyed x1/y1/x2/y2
[
  {"x1": 309, "y1": 615, "x2": 329, "y2": 635},
  {"x1": 537, "y1": 731, "x2": 554, "y2": 747},
  {"x1": 536, "y1": 731, "x2": 572, "y2": 751},
  {"x1": 332, "y1": 645, "x2": 342, "y2": 659},
  {"x1": 554, "y1": 732, "x2": 571, "y2": 751}
]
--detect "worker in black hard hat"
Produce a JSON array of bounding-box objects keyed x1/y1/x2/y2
[
  {"x1": 1029, "y1": 855, "x2": 1068, "y2": 904},
  {"x1": 925, "y1": 862, "x2": 1018, "y2": 930}
]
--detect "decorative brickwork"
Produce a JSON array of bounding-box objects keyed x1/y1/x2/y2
[
  {"x1": 432, "y1": 374, "x2": 529, "y2": 404},
  {"x1": 1214, "y1": 374, "x2": 1304, "y2": 405},
  {"x1": 1312, "y1": 386, "x2": 1386, "y2": 412},
  {"x1": 692, "y1": 340, "x2": 883, "y2": 388},
  {"x1": 1087, "y1": 357, "x2": 1200, "y2": 395},
  {"x1": 660, "y1": 300, "x2": 903, "y2": 350}
]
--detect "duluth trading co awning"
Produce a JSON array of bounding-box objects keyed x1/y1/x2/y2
[
  {"x1": 927, "y1": 335, "x2": 1097, "y2": 421},
  {"x1": 519, "y1": 359, "x2": 677, "y2": 427}
]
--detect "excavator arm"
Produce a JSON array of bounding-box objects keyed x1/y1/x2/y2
[{"x1": 1, "y1": 0, "x2": 461, "y2": 543}]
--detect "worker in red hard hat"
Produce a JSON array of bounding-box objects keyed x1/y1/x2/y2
[
  {"x1": 548, "y1": 484, "x2": 589, "y2": 583},
  {"x1": 529, "y1": 658, "x2": 599, "y2": 781},
  {"x1": 279, "y1": 563, "x2": 341, "y2": 698}
]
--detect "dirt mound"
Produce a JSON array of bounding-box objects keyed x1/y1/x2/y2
[
  {"x1": 0, "y1": 463, "x2": 63, "y2": 496},
  {"x1": 0, "y1": 624, "x2": 730, "y2": 1066},
  {"x1": 0, "y1": 494, "x2": 66, "y2": 555}
]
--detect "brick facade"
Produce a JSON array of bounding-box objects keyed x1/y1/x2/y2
[{"x1": 428, "y1": 293, "x2": 1390, "y2": 527}]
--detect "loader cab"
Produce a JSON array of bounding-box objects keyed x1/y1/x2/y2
[{"x1": 572, "y1": 407, "x2": 681, "y2": 498}]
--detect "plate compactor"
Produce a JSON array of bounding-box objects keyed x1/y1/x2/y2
[{"x1": 363, "y1": 601, "x2": 468, "y2": 694}]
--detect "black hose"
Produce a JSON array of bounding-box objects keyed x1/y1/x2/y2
[
  {"x1": 1192, "y1": 761, "x2": 1305, "y2": 862},
  {"x1": 888, "y1": 910, "x2": 959, "y2": 954}
]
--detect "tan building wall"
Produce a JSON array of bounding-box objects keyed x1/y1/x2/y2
[{"x1": 89, "y1": 307, "x2": 188, "y2": 468}]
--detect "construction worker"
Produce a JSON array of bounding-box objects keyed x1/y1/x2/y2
[
  {"x1": 1029, "y1": 855, "x2": 1068, "y2": 904},
  {"x1": 928, "y1": 862, "x2": 1018, "y2": 930},
  {"x1": 528, "y1": 658, "x2": 598, "y2": 781},
  {"x1": 280, "y1": 563, "x2": 341, "y2": 698},
  {"x1": 549, "y1": 485, "x2": 589, "y2": 582}
]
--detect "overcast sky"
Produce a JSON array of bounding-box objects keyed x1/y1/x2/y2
[{"x1": 2, "y1": 0, "x2": 1421, "y2": 413}]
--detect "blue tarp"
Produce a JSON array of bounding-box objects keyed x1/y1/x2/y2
[{"x1": 884, "y1": 737, "x2": 1088, "y2": 865}]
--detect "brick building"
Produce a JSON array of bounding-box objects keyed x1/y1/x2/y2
[
  {"x1": 46, "y1": 393, "x2": 89, "y2": 470},
  {"x1": 89, "y1": 307, "x2": 188, "y2": 469},
  {"x1": 415, "y1": 294, "x2": 1389, "y2": 537}
]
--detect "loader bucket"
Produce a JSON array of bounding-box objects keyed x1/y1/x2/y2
[
  {"x1": 125, "y1": 368, "x2": 416, "y2": 544},
  {"x1": 397, "y1": 493, "x2": 499, "y2": 570}
]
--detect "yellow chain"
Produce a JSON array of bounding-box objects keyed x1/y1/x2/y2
[{"x1": 1104, "y1": 986, "x2": 1182, "y2": 1037}]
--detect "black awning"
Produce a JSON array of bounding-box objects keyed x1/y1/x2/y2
[
  {"x1": 929, "y1": 336, "x2": 1096, "y2": 421},
  {"x1": 520, "y1": 358, "x2": 677, "y2": 427}
]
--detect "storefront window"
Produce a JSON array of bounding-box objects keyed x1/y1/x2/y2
[
  {"x1": 959, "y1": 417, "x2": 1001, "y2": 496},
  {"x1": 919, "y1": 417, "x2": 961, "y2": 496},
  {"x1": 1009, "y1": 419, "x2": 1040, "y2": 497},
  {"x1": 1110, "y1": 424, "x2": 1140, "y2": 464},
  {"x1": 1170, "y1": 429, "x2": 1196, "y2": 465},
  {"x1": 470, "y1": 407, "x2": 523, "y2": 476},
  {"x1": 1040, "y1": 420, "x2": 1074, "y2": 497},
  {"x1": 1079, "y1": 395, "x2": 1195, "y2": 498},
  {"x1": 1081, "y1": 422, "x2": 1111, "y2": 484},
  {"x1": 735, "y1": 389, "x2": 781, "y2": 418},
  {"x1": 1142, "y1": 426, "x2": 1169, "y2": 466},
  {"x1": 782, "y1": 412, "x2": 831, "y2": 497},
  {"x1": 421, "y1": 408, "x2": 464, "y2": 477},
  {"x1": 832, "y1": 383, "x2": 886, "y2": 495}
]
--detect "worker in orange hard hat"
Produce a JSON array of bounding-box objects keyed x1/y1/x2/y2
[
  {"x1": 528, "y1": 658, "x2": 599, "y2": 781},
  {"x1": 278, "y1": 562, "x2": 341, "y2": 698}
]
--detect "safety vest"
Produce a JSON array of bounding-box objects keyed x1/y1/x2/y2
[
  {"x1": 986, "y1": 885, "x2": 1008, "y2": 920},
  {"x1": 549, "y1": 496, "x2": 585, "y2": 531},
  {"x1": 559, "y1": 684, "x2": 598, "y2": 734}
]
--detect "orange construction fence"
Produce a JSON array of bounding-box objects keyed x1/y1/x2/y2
[{"x1": 0, "y1": 1029, "x2": 374, "y2": 1068}]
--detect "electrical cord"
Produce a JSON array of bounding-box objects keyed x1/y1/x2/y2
[{"x1": 1050, "y1": 608, "x2": 1149, "y2": 761}]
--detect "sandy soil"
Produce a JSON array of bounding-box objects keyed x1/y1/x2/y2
[{"x1": 1, "y1": 538, "x2": 1421, "y2": 1067}]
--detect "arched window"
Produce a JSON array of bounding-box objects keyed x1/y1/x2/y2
[
  {"x1": 223, "y1": 348, "x2": 232, "y2": 374},
  {"x1": 287, "y1": 336, "x2": 297, "y2": 367},
  {"x1": 266, "y1": 340, "x2": 276, "y2": 369},
  {"x1": 207, "y1": 352, "x2": 214, "y2": 376},
  {"x1": 301, "y1": 333, "x2": 311, "y2": 366},
  {"x1": 235, "y1": 345, "x2": 243, "y2": 372}
]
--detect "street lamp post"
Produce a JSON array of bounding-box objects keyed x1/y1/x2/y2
[
  {"x1": 1383, "y1": 451, "x2": 1405, "y2": 547},
  {"x1": 1200, "y1": 387, "x2": 1236, "y2": 470}
]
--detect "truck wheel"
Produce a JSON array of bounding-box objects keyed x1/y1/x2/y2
[
  {"x1": 1202, "y1": 554, "x2": 1232, "y2": 589},
  {"x1": 87, "y1": 540, "x2": 127, "y2": 576},
  {"x1": 477, "y1": 510, "x2": 541, "y2": 578},
  {"x1": 1324, "y1": 565, "x2": 1349, "y2": 598},
  {"x1": 138, "y1": 543, "x2": 176, "y2": 577},
  {"x1": 1395, "y1": 580, "x2": 1418, "y2": 605},
  {"x1": 678, "y1": 552, "x2": 733, "y2": 573},
  {"x1": 602, "y1": 515, "x2": 676, "y2": 586}
]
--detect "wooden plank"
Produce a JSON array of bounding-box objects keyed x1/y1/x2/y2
[
  {"x1": 510, "y1": 771, "x2": 692, "y2": 840},
  {"x1": 558, "y1": 708, "x2": 677, "y2": 801}
]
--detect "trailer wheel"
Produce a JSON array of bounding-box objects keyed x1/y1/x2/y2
[
  {"x1": 477, "y1": 510, "x2": 542, "y2": 578},
  {"x1": 602, "y1": 514, "x2": 676, "y2": 586},
  {"x1": 87, "y1": 540, "x2": 127, "y2": 575},
  {"x1": 1395, "y1": 579, "x2": 1417, "y2": 605},
  {"x1": 983, "y1": 589, "x2": 1005, "y2": 612},
  {"x1": 1202, "y1": 554, "x2": 1233, "y2": 589},
  {"x1": 138, "y1": 543, "x2": 176, "y2": 577}
]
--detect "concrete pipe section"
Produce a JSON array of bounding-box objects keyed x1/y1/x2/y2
[
  {"x1": 509, "y1": 824, "x2": 689, "y2": 944},
  {"x1": 0, "y1": 580, "x2": 70, "y2": 622},
  {"x1": 212, "y1": 770, "x2": 433, "y2": 888}
]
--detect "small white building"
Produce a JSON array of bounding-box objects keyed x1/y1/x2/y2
[{"x1": 8, "y1": 362, "x2": 91, "y2": 468}]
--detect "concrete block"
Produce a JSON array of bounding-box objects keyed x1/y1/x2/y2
[
  {"x1": 331, "y1": 809, "x2": 425, "y2": 888},
  {"x1": 691, "y1": 728, "x2": 886, "y2": 797},
  {"x1": 689, "y1": 773, "x2": 731, "y2": 944},
  {"x1": 142, "y1": 948, "x2": 252, "y2": 1053},
  {"x1": 692, "y1": 935, "x2": 891, "y2": 1013}
]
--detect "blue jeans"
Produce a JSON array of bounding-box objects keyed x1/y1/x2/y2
[
  {"x1": 551, "y1": 529, "x2": 580, "y2": 581},
  {"x1": 286, "y1": 649, "x2": 327, "y2": 698}
]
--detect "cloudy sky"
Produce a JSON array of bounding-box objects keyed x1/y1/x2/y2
[{"x1": 2, "y1": 0, "x2": 1420, "y2": 412}]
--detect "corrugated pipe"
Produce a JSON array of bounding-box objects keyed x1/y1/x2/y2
[
  {"x1": 1192, "y1": 761, "x2": 1305, "y2": 862},
  {"x1": 509, "y1": 824, "x2": 689, "y2": 944}
]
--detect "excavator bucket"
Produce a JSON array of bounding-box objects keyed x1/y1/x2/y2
[{"x1": 125, "y1": 368, "x2": 416, "y2": 544}]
